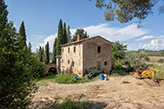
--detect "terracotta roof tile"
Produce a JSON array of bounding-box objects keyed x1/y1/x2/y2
[{"x1": 61, "y1": 36, "x2": 113, "y2": 47}]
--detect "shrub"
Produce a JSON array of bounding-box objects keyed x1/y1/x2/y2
[
  {"x1": 145, "y1": 56, "x2": 150, "y2": 62},
  {"x1": 158, "y1": 58, "x2": 164, "y2": 63},
  {"x1": 115, "y1": 61, "x2": 123, "y2": 69},
  {"x1": 55, "y1": 74, "x2": 98, "y2": 84}
]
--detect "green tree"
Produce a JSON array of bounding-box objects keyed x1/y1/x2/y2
[
  {"x1": 56, "y1": 19, "x2": 63, "y2": 55},
  {"x1": 18, "y1": 21, "x2": 27, "y2": 49},
  {"x1": 28, "y1": 42, "x2": 32, "y2": 52},
  {"x1": 67, "y1": 26, "x2": 72, "y2": 43},
  {"x1": 123, "y1": 50, "x2": 147, "y2": 68},
  {"x1": 93, "y1": 0, "x2": 159, "y2": 24},
  {"x1": 63, "y1": 22, "x2": 67, "y2": 44},
  {"x1": 45, "y1": 41, "x2": 49, "y2": 64},
  {"x1": 0, "y1": 0, "x2": 8, "y2": 32},
  {"x1": 71, "y1": 29, "x2": 89, "y2": 42},
  {"x1": 52, "y1": 38, "x2": 57, "y2": 63},
  {"x1": 0, "y1": 21, "x2": 45, "y2": 109},
  {"x1": 38, "y1": 46, "x2": 44, "y2": 62},
  {"x1": 41, "y1": 47, "x2": 45, "y2": 63},
  {"x1": 112, "y1": 41, "x2": 127, "y2": 60}
]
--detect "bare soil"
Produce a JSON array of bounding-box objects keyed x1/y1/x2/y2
[
  {"x1": 32, "y1": 75, "x2": 164, "y2": 109},
  {"x1": 147, "y1": 56, "x2": 164, "y2": 66}
]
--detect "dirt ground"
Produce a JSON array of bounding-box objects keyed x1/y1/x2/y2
[{"x1": 32, "y1": 75, "x2": 164, "y2": 109}]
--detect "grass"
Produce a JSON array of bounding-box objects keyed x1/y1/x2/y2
[
  {"x1": 49, "y1": 94, "x2": 89, "y2": 109},
  {"x1": 37, "y1": 74, "x2": 56, "y2": 82},
  {"x1": 151, "y1": 65, "x2": 164, "y2": 69},
  {"x1": 55, "y1": 74, "x2": 99, "y2": 84}
]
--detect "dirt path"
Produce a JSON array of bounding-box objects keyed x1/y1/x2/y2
[{"x1": 32, "y1": 75, "x2": 164, "y2": 109}]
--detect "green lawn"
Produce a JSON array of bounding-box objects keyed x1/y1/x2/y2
[{"x1": 37, "y1": 74, "x2": 56, "y2": 82}]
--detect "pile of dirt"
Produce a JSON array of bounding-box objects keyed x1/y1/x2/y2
[
  {"x1": 143, "y1": 79, "x2": 159, "y2": 87},
  {"x1": 159, "y1": 80, "x2": 164, "y2": 87}
]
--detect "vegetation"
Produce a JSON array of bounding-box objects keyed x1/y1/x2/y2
[
  {"x1": 145, "y1": 50, "x2": 164, "y2": 56},
  {"x1": 56, "y1": 19, "x2": 63, "y2": 55},
  {"x1": 93, "y1": 0, "x2": 162, "y2": 24},
  {"x1": 63, "y1": 22, "x2": 67, "y2": 44},
  {"x1": 45, "y1": 41, "x2": 49, "y2": 64},
  {"x1": 115, "y1": 61, "x2": 123, "y2": 69},
  {"x1": 50, "y1": 94, "x2": 89, "y2": 109},
  {"x1": 158, "y1": 58, "x2": 164, "y2": 63},
  {"x1": 18, "y1": 21, "x2": 27, "y2": 49},
  {"x1": 122, "y1": 50, "x2": 148, "y2": 69},
  {"x1": 112, "y1": 41, "x2": 127, "y2": 60},
  {"x1": 55, "y1": 74, "x2": 98, "y2": 84},
  {"x1": 71, "y1": 29, "x2": 89, "y2": 42},
  {"x1": 67, "y1": 26, "x2": 72, "y2": 43},
  {"x1": 0, "y1": 1, "x2": 45, "y2": 108},
  {"x1": 52, "y1": 38, "x2": 57, "y2": 63}
]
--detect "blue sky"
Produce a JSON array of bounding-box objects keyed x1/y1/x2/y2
[{"x1": 5, "y1": 0, "x2": 164, "y2": 52}]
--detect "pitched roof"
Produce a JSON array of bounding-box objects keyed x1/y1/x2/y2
[{"x1": 61, "y1": 35, "x2": 113, "y2": 47}]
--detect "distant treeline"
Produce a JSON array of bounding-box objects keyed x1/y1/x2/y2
[{"x1": 127, "y1": 50, "x2": 164, "y2": 56}]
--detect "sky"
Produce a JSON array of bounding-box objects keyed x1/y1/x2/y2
[{"x1": 5, "y1": 0, "x2": 164, "y2": 52}]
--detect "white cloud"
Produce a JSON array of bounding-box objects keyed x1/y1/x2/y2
[
  {"x1": 142, "y1": 39, "x2": 159, "y2": 50},
  {"x1": 34, "y1": 23, "x2": 149, "y2": 52},
  {"x1": 83, "y1": 23, "x2": 148, "y2": 41},
  {"x1": 137, "y1": 35, "x2": 154, "y2": 41},
  {"x1": 38, "y1": 34, "x2": 57, "y2": 52},
  {"x1": 111, "y1": 24, "x2": 149, "y2": 41}
]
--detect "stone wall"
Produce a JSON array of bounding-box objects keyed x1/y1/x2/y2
[
  {"x1": 61, "y1": 43, "x2": 83, "y2": 77},
  {"x1": 83, "y1": 37, "x2": 112, "y2": 75}
]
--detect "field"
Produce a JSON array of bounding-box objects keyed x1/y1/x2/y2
[{"x1": 32, "y1": 75, "x2": 164, "y2": 109}]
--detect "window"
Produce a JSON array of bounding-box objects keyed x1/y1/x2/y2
[
  {"x1": 68, "y1": 47, "x2": 70, "y2": 52},
  {"x1": 72, "y1": 61, "x2": 74, "y2": 67},
  {"x1": 97, "y1": 62, "x2": 101, "y2": 71},
  {"x1": 62, "y1": 59, "x2": 64, "y2": 63},
  {"x1": 74, "y1": 47, "x2": 76, "y2": 52},
  {"x1": 104, "y1": 61, "x2": 107, "y2": 65},
  {"x1": 98, "y1": 46, "x2": 101, "y2": 53},
  {"x1": 68, "y1": 60, "x2": 70, "y2": 64}
]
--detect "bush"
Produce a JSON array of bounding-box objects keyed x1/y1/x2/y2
[
  {"x1": 55, "y1": 74, "x2": 98, "y2": 84},
  {"x1": 145, "y1": 56, "x2": 150, "y2": 62},
  {"x1": 158, "y1": 58, "x2": 164, "y2": 63},
  {"x1": 115, "y1": 61, "x2": 123, "y2": 69}
]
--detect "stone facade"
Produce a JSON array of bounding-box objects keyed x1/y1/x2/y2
[{"x1": 58, "y1": 35, "x2": 113, "y2": 77}]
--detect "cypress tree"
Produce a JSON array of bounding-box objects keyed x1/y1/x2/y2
[
  {"x1": 52, "y1": 38, "x2": 57, "y2": 63},
  {"x1": 56, "y1": 19, "x2": 63, "y2": 55},
  {"x1": 41, "y1": 47, "x2": 44, "y2": 62},
  {"x1": 0, "y1": 0, "x2": 8, "y2": 32},
  {"x1": 45, "y1": 42, "x2": 49, "y2": 64},
  {"x1": 67, "y1": 26, "x2": 71, "y2": 43},
  {"x1": 63, "y1": 22, "x2": 67, "y2": 44},
  {"x1": 18, "y1": 21, "x2": 27, "y2": 49},
  {"x1": 38, "y1": 46, "x2": 42, "y2": 62},
  {"x1": 28, "y1": 42, "x2": 32, "y2": 52}
]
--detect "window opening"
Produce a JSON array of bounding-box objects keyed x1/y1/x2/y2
[
  {"x1": 74, "y1": 47, "x2": 76, "y2": 52},
  {"x1": 98, "y1": 46, "x2": 101, "y2": 53}
]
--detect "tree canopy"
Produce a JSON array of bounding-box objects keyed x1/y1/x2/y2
[
  {"x1": 112, "y1": 41, "x2": 127, "y2": 60},
  {"x1": 93, "y1": 0, "x2": 161, "y2": 23},
  {"x1": 71, "y1": 29, "x2": 89, "y2": 42},
  {"x1": 18, "y1": 21, "x2": 27, "y2": 48}
]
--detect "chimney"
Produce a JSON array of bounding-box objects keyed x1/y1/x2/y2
[{"x1": 77, "y1": 34, "x2": 82, "y2": 41}]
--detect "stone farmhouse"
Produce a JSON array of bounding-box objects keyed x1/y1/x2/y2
[{"x1": 56, "y1": 35, "x2": 115, "y2": 77}]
